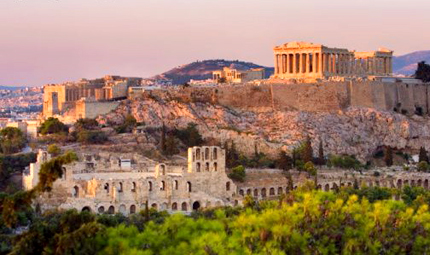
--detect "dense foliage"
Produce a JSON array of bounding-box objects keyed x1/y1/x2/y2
[
  {"x1": 39, "y1": 118, "x2": 69, "y2": 135},
  {"x1": 3, "y1": 185, "x2": 430, "y2": 254},
  {"x1": 0, "y1": 127, "x2": 26, "y2": 155},
  {"x1": 174, "y1": 123, "x2": 204, "y2": 148},
  {"x1": 415, "y1": 61, "x2": 430, "y2": 82},
  {"x1": 227, "y1": 165, "x2": 246, "y2": 182},
  {"x1": 0, "y1": 153, "x2": 36, "y2": 192}
]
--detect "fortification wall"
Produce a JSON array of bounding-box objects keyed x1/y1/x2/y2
[{"x1": 143, "y1": 81, "x2": 430, "y2": 115}]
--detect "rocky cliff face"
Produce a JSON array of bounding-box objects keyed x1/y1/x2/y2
[{"x1": 97, "y1": 96, "x2": 430, "y2": 161}]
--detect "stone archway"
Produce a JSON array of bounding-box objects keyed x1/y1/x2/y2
[
  {"x1": 82, "y1": 206, "x2": 91, "y2": 212},
  {"x1": 192, "y1": 201, "x2": 200, "y2": 211}
]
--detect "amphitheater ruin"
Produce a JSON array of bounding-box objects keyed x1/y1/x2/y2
[{"x1": 23, "y1": 146, "x2": 430, "y2": 215}]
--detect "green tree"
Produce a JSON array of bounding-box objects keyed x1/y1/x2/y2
[
  {"x1": 228, "y1": 165, "x2": 246, "y2": 182},
  {"x1": 115, "y1": 115, "x2": 137, "y2": 134},
  {"x1": 304, "y1": 161, "x2": 317, "y2": 177},
  {"x1": 415, "y1": 61, "x2": 430, "y2": 82},
  {"x1": 303, "y1": 137, "x2": 313, "y2": 163},
  {"x1": 419, "y1": 146, "x2": 429, "y2": 163},
  {"x1": 47, "y1": 144, "x2": 61, "y2": 157},
  {"x1": 384, "y1": 146, "x2": 393, "y2": 166},
  {"x1": 275, "y1": 150, "x2": 293, "y2": 171},
  {"x1": 317, "y1": 140, "x2": 325, "y2": 165},
  {"x1": 0, "y1": 127, "x2": 26, "y2": 154},
  {"x1": 160, "y1": 123, "x2": 167, "y2": 155},
  {"x1": 175, "y1": 123, "x2": 204, "y2": 147},
  {"x1": 165, "y1": 133, "x2": 179, "y2": 156},
  {"x1": 417, "y1": 161, "x2": 429, "y2": 172},
  {"x1": 74, "y1": 118, "x2": 99, "y2": 132},
  {"x1": 226, "y1": 141, "x2": 239, "y2": 168},
  {"x1": 39, "y1": 117, "x2": 69, "y2": 135}
]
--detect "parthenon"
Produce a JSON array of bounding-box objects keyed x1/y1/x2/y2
[{"x1": 273, "y1": 42, "x2": 393, "y2": 80}]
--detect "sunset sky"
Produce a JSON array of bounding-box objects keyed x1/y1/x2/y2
[{"x1": 1, "y1": 0, "x2": 430, "y2": 86}]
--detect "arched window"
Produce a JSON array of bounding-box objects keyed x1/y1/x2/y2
[
  {"x1": 213, "y1": 148, "x2": 217, "y2": 160},
  {"x1": 205, "y1": 162, "x2": 209, "y2": 172},
  {"x1": 149, "y1": 181, "x2": 153, "y2": 191},
  {"x1": 119, "y1": 204, "x2": 126, "y2": 214},
  {"x1": 214, "y1": 162, "x2": 218, "y2": 172},
  {"x1": 161, "y1": 165, "x2": 166, "y2": 175},
  {"x1": 118, "y1": 182, "x2": 123, "y2": 192},
  {"x1": 82, "y1": 206, "x2": 91, "y2": 212},
  {"x1": 196, "y1": 163, "x2": 201, "y2": 172},
  {"x1": 205, "y1": 148, "x2": 209, "y2": 160},
  {"x1": 187, "y1": 181, "x2": 192, "y2": 192},
  {"x1": 104, "y1": 183, "x2": 109, "y2": 193},
  {"x1": 269, "y1": 188, "x2": 275, "y2": 196},
  {"x1": 98, "y1": 206, "x2": 105, "y2": 213},
  {"x1": 172, "y1": 202, "x2": 178, "y2": 211},
  {"x1": 246, "y1": 189, "x2": 251, "y2": 195},
  {"x1": 181, "y1": 202, "x2": 188, "y2": 211},
  {"x1": 130, "y1": 205, "x2": 136, "y2": 214},
  {"x1": 151, "y1": 203, "x2": 157, "y2": 210},
  {"x1": 261, "y1": 188, "x2": 266, "y2": 197},
  {"x1": 196, "y1": 149, "x2": 201, "y2": 160},
  {"x1": 131, "y1": 182, "x2": 136, "y2": 192},
  {"x1": 226, "y1": 182, "x2": 231, "y2": 191},
  {"x1": 108, "y1": 206, "x2": 115, "y2": 214},
  {"x1": 160, "y1": 181, "x2": 165, "y2": 191},
  {"x1": 239, "y1": 189, "x2": 244, "y2": 196},
  {"x1": 73, "y1": 186, "x2": 79, "y2": 198},
  {"x1": 278, "y1": 187, "x2": 283, "y2": 194},
  {"x1": 253, "y1": 189, "x2": 258, "y2": 197},
  {"x1": 174, "y1": 180, "x2": 179, "y2": 190}
]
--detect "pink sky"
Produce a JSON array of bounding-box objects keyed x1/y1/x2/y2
[{"x1": 1, "y1": 0, "x2": 430, "y2": 86}]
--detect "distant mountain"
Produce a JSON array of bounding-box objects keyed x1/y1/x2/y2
[
  {"x1": 152, "y1": 59, "x2": 274, "y2": 84},
  {"x1": 0, "y1": 85, "x2": 25, "y2": 91},
  {"x1": 393, "y1": 51, "x2": 430, "y2": 76}
]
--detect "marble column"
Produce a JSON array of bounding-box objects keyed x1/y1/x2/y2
[
  {"x1": 313, "y1": 52, "x2": 317, "y2": 73},
  {"x1": 293, "y1": 53, "x2": 297, "y2": 74},
  {"x1": 306, "y1": 53, "x2": 311, "y2": 73},
  {"x1": 318, "y1": 52, "x2": 323, "y2": 74}
]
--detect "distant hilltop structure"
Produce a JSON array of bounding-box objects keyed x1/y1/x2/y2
[
  {"x1": 272, "y1": 41, "x2": 393, "y2": 81},
  {"x1": 212, "y1": 67, "x2": 265, "y2": 84}
]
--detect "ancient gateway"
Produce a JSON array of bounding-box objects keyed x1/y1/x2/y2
[
  {"x1": 23, "y1": 146, "x2": 430, "y2": 215},
  {"x1": 273, "y1": 42, "x2": 393, "y2": 80}
]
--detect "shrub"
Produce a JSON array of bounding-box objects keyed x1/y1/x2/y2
[
  {"x1": 0, "y1": 127, "x2": 26, "y2": 154},
  {"x1": 327, "y1": 155, "x2": 362, "y2": 170},
  {"x1": 77, "y1": 131, "x2": 108, "y2": 144},
  {"x1": 228, "y1": 165, "x2": 246, "y2": 182},
  {"x1": 175, "y1": 123, "x2": 203, "y2": 147},
  {"x1": 417, "y1": 161, "x2": 429, "y2": 172},
  {"x1": 39, "y1": 118, "x2": 68, "y2": 135},
  {"x1": 47, "y1": 144, "x2": 61, "y2": 157}
]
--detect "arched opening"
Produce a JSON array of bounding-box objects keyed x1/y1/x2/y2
[
  {"x1": 411, "y1": 180, "x2": 416, "y2": 187},
  {"x1": 425, "y1": 180, "x2": 429, "y2": 189},
  {"x1": 332, "y1": 183, "x2": 338, "y2": 190},
  {"x1": 205, "y1": 148, "x2": 209, "y2": 160},
  {"x1": 118, "y1": 182, "x2": 123, "y2": 192},
  {"x1": 181, "y1": 202, "x2": 188, "y2": 211},
  {"x1": 119, "y1": 204, "x2": 126, "y2": 214},
  {"x1": 397, "y1": 179, "x2": 402, "y2": 189},
  {"x1": 172, "y1": 202, "x2": 178, "y2": 211},
  {"x1": 130, "y1": 205, "x2": 136, "y2": 214},
  {"x1": 98, "y1": 206, "x2": 105, "y2": 213},
  {"x1": 187, "y1": 182, "x2": 192, "y2": 192},
  {"x1": 104, "y1": 183, "x2": 109, "y2": 193},
  {"x1": 73, "y1": 186, "x2": 79, "y2": 198},
  {"x1": 161, "y1": 165, "x2": 166, "y2": 175},
  {"x1": 261, "y1": 188, "x2": 267, "y2": 197},
  {"x1": 174, "y1": 180, "x2": 179, "y2": 190},
  {"x1": 278, "y1": 187, "x2": 283, "y2": 194},
  {"x1": 239, "y1": 189, "x2": 244, "y2": 196},
  {"x1": 246, "y1": 189, "x2": 251, "y2": 195},
  {"x1": 196, "y1": 163, "x2": 201, "y2": 172},
  {"x1": 317, "y1": 184, "x2": 322, "y2": 190},
  {"x1": 205, "y1": 162, "x2": 209, "y2": 172},
  {"x1": 160, "y1": 181, "x2": 165, "y2": 191},
  {"x1": 108, "y1": 206, "x2": 115, "y2": 214},
  {"x1": 196, "y1": 149, "x2": 201, "y2": 160},
  {"x1": 148, "y1": 181, "x2": 153, "y2": 191},
  {"x1": 214, "y1": 162, "x2": 218, "y2": 172},
  {"x1": 253, "y1": 189, "x2": 258, "y2": 197},
  {"x1": 82, "y1": 206, "x2": 91, "y2": 212},
  {"x1": 161, "y1": 203, "x2": 168, "y2": 210},
  {"x1": 404, "y1": 180, "x2": 409, "y2": 186},
  {"x1": 269, "y1": 188, "x2": 275, "y2": 196},
  {"x1": 213, "y1": 148, "x2": 217, "y2": 160},
  {"x1": 418, "y1": 179, "x2": 423, "y2": 187},
  {"x1": 324, "y1": 184, "x2": 330, "y2": 191},
  {"x1": 131, "y1": 182, "x2": 136, "y2": 192},
  {"x1": 226, "y1": 182, "x2": 231, "y2": 191},
  {"x1": 193, "y1": 201, "x2": 201, "y2": 211},
  {"x1": 151, "y1": 203, "x2": 158, "y2": 210}
]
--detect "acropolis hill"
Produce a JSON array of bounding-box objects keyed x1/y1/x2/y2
[{"x1": 40, "y1": 42, "x2": 430, "y2": 161}]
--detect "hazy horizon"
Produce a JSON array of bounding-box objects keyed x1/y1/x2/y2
[{"x1": 1, "y1": 0, "x2": 430, "y2": 87}]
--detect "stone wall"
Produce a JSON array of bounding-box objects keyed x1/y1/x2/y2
[{"x1": 147, "y1": 81, "x2": 430, "y2": 115}]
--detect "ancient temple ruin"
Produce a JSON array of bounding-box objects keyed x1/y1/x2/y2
[{"x1": 273, "y1": 42, "x2": 393, "y2": 80}]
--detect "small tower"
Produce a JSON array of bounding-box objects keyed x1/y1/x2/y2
[{"x1": 187, "y1": 146, "x2": 225, "y2": 173}]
